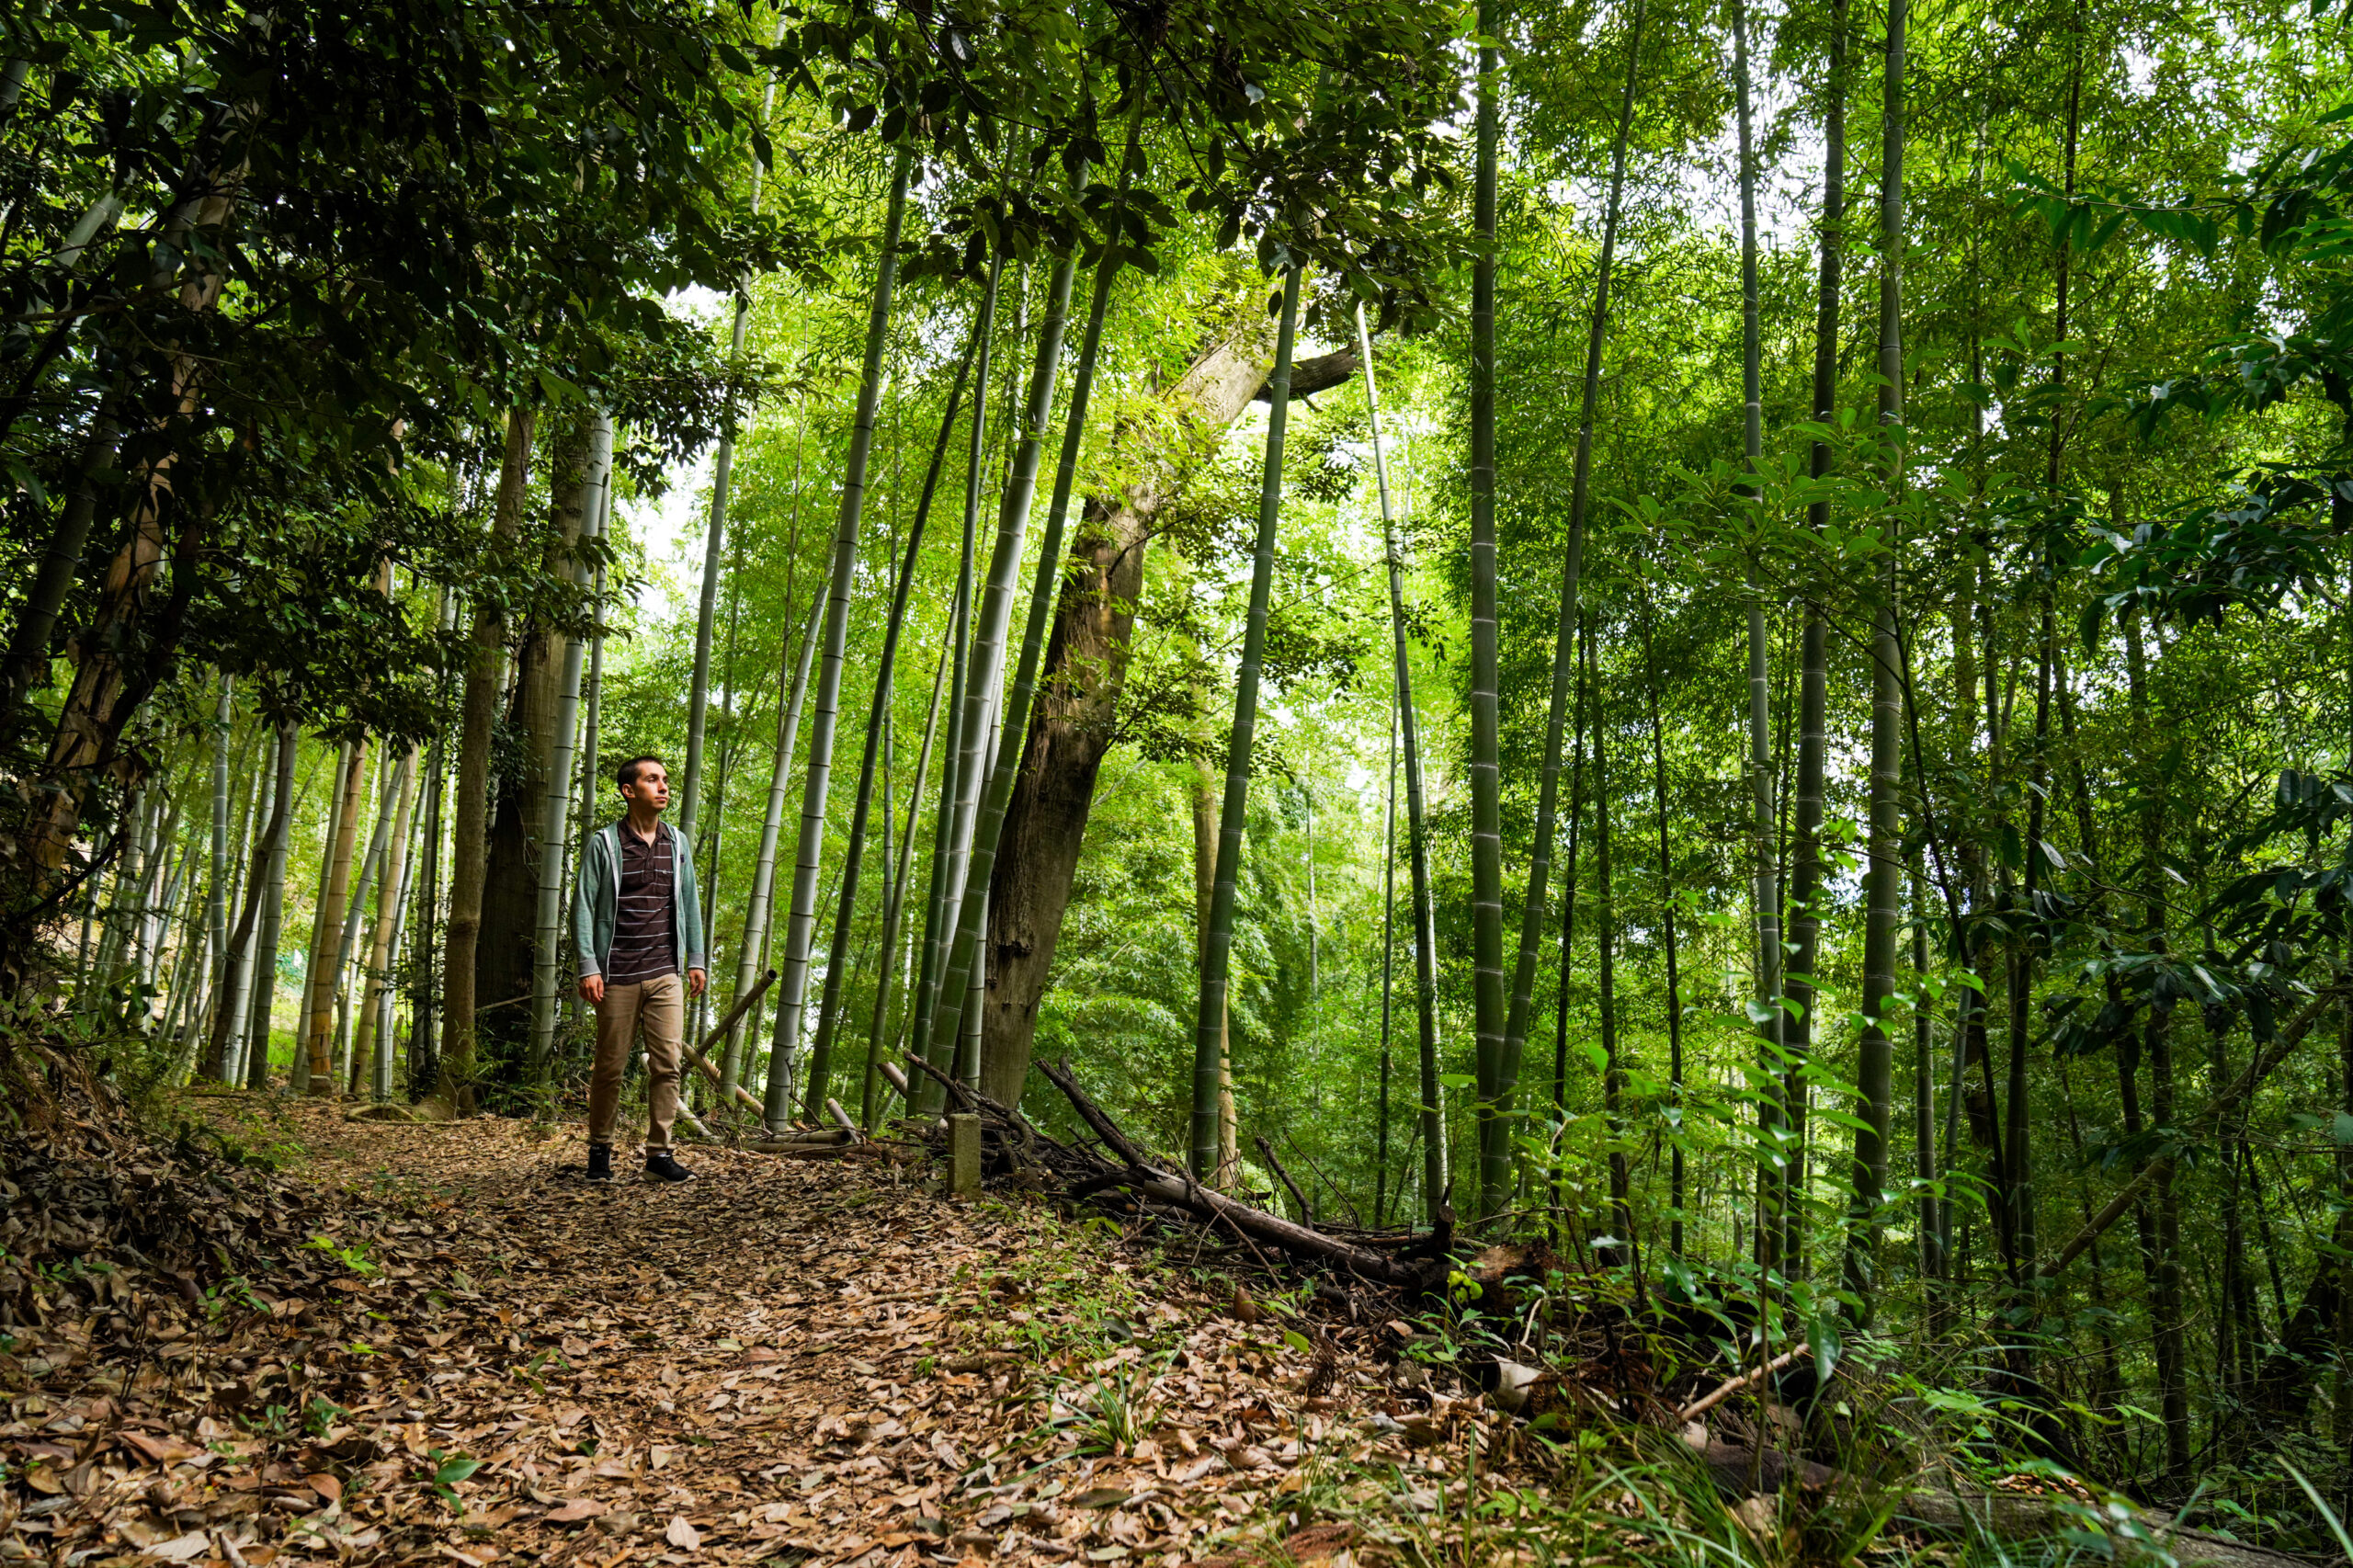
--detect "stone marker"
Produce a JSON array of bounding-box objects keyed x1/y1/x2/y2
[{"x1": 947, "y1": 1113, "x2": 981, "y2": 1197}]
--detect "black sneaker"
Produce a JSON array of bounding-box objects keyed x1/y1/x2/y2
[
  {"x1": 645, "y1": 1150, "x2": 693, "y2": 1184},
  {"x1": 586, "y1": 1144, "x2": 613, "y2": 1182}
]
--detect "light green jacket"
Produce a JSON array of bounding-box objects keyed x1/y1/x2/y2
[{"x1": 573, "y1": 821, "x2": 706, "y2": 979}]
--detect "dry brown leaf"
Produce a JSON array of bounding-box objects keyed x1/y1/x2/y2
[{"x1": 119, "y1": 1430, "x2": 206, "y2": 1465}]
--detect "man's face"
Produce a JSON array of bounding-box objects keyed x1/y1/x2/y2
[{"x1": 621, "y1": 762, "x2": 670, "y2": 814}]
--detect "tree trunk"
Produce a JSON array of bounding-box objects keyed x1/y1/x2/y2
[
  {"x1": 1595, "y1": 639, "x2": 1625, "y2": 1242},
  {"x1": 1733, "y1": 0, "x2": 1786, "y2": 1274},
  {"x1": 1358, "y1": 300, "x2": 1443, "y2": 1226},
  {"x1": 7, "y1": 168, "x2": 244, "y2": 936},
  {"x1": 439, "y1": 408, "x2": 537, "y2": 1112},
  {"x1": 199, "y1": 676, "x2": 233, "y2": 1076},
  {"x1": 247, "y1": 745, "x2": 316, "y2": 1089},
  {"x1": 334, "y1": 749, "x2": 405, "y2": 1091},
  {"x1": 527, "y1": 413, "x2": 609, "y2": 1082},
  {"x1": 1190, "y1": 262, "x2": 1303, "y2": 1181},
  {"x1": 920, "y1": 244, "x2": 1036, "y2": 1085},
  {"x1": 1846, "y1": 0, "x2": 1907, "y2": 1320},
  {"x1": 477, "y1": 410, "x2": 594, "y2": 1077}
]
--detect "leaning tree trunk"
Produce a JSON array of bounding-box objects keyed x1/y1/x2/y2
[
  {"x1": 920, "y1": 246, "x2": 1035, "y2": 1091},
  {"x1": 1190, "y1": 263, "x2": 1303, "y2": 1181},
  {"x1": 1488, "y1": 0, "x2": 1648, "y2": 1217},
  {"x1": 439, "y1": 408, "x2": 536, "y2": 1112},
  {"x1": 975, "y1": 319, "x2": 1361, "y2": 1103},
  {"x1": 759, "y1": 151, "x2": 916, "y2": 1132}
]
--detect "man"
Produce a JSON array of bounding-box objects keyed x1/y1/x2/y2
[{"x1": 573, "y1": 755, "x2": 707, "y2": 1182}]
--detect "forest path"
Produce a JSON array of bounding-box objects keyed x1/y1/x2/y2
[{"x1": 58, "y1": 1097, "x2": 1435, "y2": 1568}]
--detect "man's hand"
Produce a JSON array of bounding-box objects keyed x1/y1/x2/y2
[
  {"x1": 578, "y1": 973, "x2": 605, "y2": 1005},
  {"x1": 688, "y1": 968, "x2": 708, "y2": 999}
]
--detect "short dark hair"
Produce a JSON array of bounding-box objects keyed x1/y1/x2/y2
[{"x1": 617, "y1": 755, "x2": 667, "y2": 790}]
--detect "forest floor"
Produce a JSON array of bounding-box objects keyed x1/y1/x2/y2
[{"x1": 2, "y1": 1087, "x2": 1611, "y2": 1568}]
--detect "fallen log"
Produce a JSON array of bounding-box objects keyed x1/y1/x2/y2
[
  {"x1": 1037, "y1": 1059, "x2": 1438, "y2": 1290},
  {"x1": 1896, "y1": 1488, "x2": 2325, "y2": 1568},
  {"x1": 1674, "y1": 1435, "x2": 2326, "y2": 1568}
]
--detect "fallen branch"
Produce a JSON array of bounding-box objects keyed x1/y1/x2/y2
[
  {"x1": 1038, "y1": 1059, "x2": 1431, "y2": 1289},
  {"x1": 1677, "y1": 1343, "x2": 1810, "y2": 1423},
  {"x1": 679, "y1": 971, "x2": 777, "y2": 1118}
]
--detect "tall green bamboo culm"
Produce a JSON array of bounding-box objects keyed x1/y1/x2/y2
[
  {"x1": 676, "y1": 18, "x2": 786, "y2": 848},
  {"x1": 201, "y1": 675, "x2": 232, "y2": 1078},
  {"x1": 911, "y1": 253, "x2": 1001, "y2": 1116},
  {"x1": 728, "y1": 586, "x2": 824, "y2": 1096},
  {"x1": 1466, "y1": 0, "x2": 1508, "y2": 1219},
  {"x1": 1189, "y1": 261, "x2": 1302, "y2": 1181},
  {"x1": 862, "y1": 638, "x2": 949, "y2": 1127},
  {"x1": 210, "y1": 716, "x2": 294, "y2": 1082},
  {"x1": 1486, "y1": 0, "x2": 1648, "y2": 1218},
  {"x1": 926, "y1": 244, "x2": 1082, "y2": 1087},
  {"x1": 923, "y1": 244, "x2": 1082, "y2": 1087},
  {"x1": 798, "y1": 327, "x2": 980, "y2": 1119},
  {"x1": 1357, "y1": 302, "x2": 1446, "y2": 1222},
  {"x1": 926, "y1": 118, "x2": 1147, "y2": 1094},
  {"x1": 1781, "y1": 0, "x2": 1847, "y2": 1278},
  {"x1": 1732, "y1": 0, "x2": 1787, "y2": 1277},
  {"x1": 762, "y1": 150, "x2": 912, "y2": 1131}
]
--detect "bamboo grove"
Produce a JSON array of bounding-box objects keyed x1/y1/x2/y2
[{"x1": 7, "y1": 0, "x2": 2353, "y2": 1530}]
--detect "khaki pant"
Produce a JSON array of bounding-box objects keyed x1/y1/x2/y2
[{"x1": 588, "y1": 971, "x2": 682, "y2": 1152}]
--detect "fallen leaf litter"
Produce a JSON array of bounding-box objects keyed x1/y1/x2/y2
[{"x1": 4, "y1": 1083, "x2": 1560, "y2": 1568}]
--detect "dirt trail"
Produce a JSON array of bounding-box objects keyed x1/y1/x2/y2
[{"x1": 5, "y1": 1096, "x2": 1478, "y2": 1568}]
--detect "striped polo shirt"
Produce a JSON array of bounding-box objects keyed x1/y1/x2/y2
[{"x1": 604, "y1": 821, "x2": 678, "y2": 986}]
